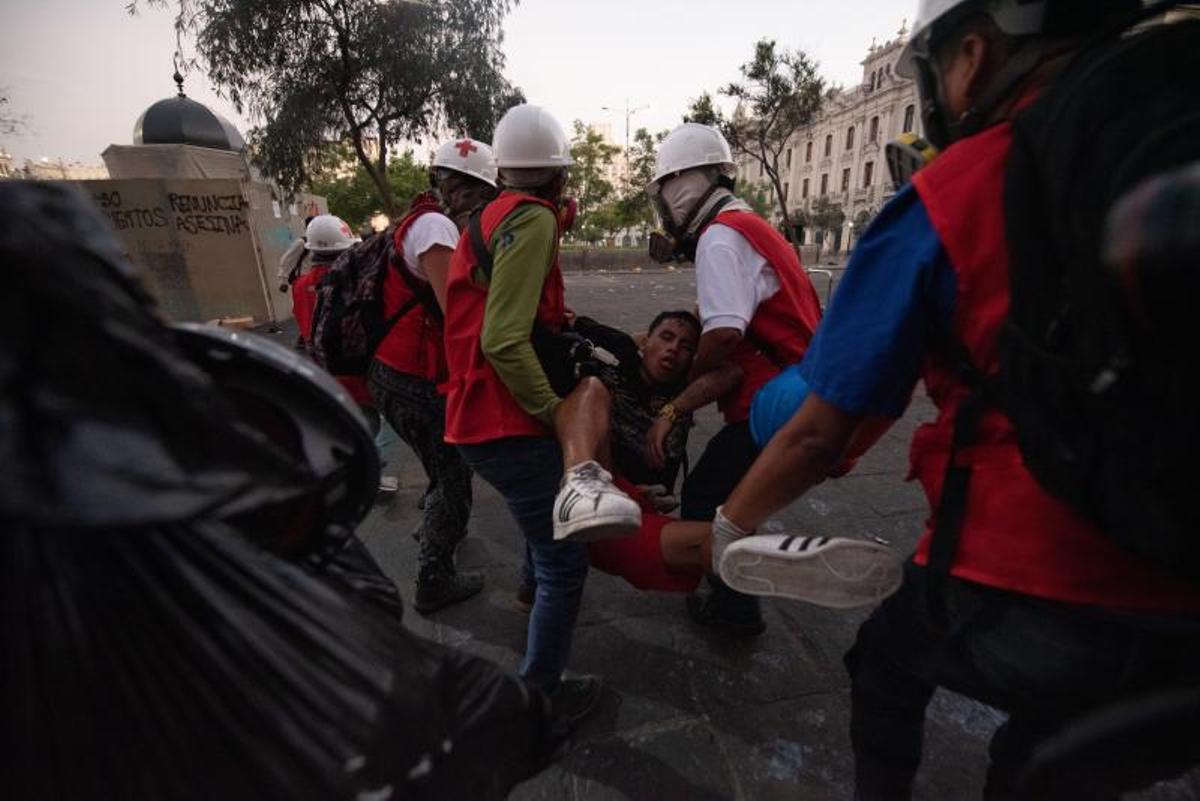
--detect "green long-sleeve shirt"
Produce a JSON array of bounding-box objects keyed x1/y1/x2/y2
[{"x1": 478, "y1": 201, "x2": 562, "y2": 426}]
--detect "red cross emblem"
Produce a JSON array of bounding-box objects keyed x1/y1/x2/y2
[{"x1": 455, "y1": 139, "x2": 478, "y2": 158}]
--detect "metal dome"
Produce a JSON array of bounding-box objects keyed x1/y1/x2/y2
[{"x1": 133, "y1": 73, "x2": 246, "y2": 152}]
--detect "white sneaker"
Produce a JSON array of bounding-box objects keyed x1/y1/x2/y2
[
  {"x1": 718, "y1": 534, "x2": 903, "y2": 609},
  {"x1": 553, "y1": 461, "x2": 641, "y2": 542}
]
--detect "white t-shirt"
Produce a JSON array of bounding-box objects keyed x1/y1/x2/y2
[
  {"x1": 401, "y1": 212, "x2": 459, "y2": 280},
  {"x1": 694, "y1": 223, "x2": 780, "y2": 334}
]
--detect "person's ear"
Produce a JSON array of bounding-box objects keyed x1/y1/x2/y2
[
  {"x1": 634, "y1": 333, "x2": 648, "y2": 350},
  {"x1": 958, "y1": 31, "x2": 992, "y2": 103}
]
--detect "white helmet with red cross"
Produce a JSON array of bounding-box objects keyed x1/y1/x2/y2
[
  {"x1": 304, "y1": 214, "x2": 357, "y2": 253},
  {"x1": 432, "y1": 138, "x2": 498, "y2": 187}
]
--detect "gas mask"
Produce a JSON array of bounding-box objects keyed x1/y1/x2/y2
[
  {"x1": 557, "y1": 196, "x2": 578, "y2": 234},
  {"x1": 647, "y1": 169, "x2": 736, "y2": 263}
]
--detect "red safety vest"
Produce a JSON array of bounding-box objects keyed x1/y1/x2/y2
[
  {"x1": 910, "y1": 121, "x2": 1200, "y2": 613},
  {"x1": 443, "y1": 192, "x2": 566, "y2": 445},
  {"x1": 373, "y1": 199, "x2": 451, "y2": 382},
  {"x1": 704, "y1": 210, "x2": 823, "y2": 424}
]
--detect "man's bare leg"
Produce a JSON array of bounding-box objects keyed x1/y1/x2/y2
[
  {"x1": 553, "y1": 377, "x2": 613, "y2": 470},
  {"x1": 551, "y1": 377, "x2": 641, "y2": 542}
]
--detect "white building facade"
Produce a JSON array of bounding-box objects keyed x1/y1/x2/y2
[{"x1": 737, "y1": 23, "x2": 921, "y2": 254}]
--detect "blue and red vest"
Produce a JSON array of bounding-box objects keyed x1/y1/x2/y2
[
  {"x1": 911, "y1": 121, "x2": 1200, "y2": 613},
  {"x1": 373, "y1": 197, "x2": 450, "y2": 383},
  {"x1": 443, "y1": 192, "x2": 566, "y2": 444},
  {"x1": 706, "y1": 210, "x2": 824, "y2": 424}
]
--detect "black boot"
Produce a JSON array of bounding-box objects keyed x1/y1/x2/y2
[
  {"x1": 685, "y1": 575, "x2": 766, "y2": 636},
  {"x1": 413, "y1": 563, "x2": 484, "y2": 614}
]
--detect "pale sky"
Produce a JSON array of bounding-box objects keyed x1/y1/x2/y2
[{"x1": 0, "y1": 0, "x2": 914, "y2": 165}]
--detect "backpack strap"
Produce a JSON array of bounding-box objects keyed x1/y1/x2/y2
[
  {"x1": 467, "y1": 208, "x2": 494, "y2": 281},
  {"x1": 924, "y1": 324, "x2": 996, "y2": 623},
  {"x1": 389, "y1": 232, "x2": 443, "y2": 324}
]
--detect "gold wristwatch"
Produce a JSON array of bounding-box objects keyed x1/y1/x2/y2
[{"x1": 658, "y1": 402, "x2": 681, "y2": 424}]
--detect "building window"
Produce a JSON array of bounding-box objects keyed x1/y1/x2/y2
[
  {"x1": 886, "y1": 63, "x2": 892, "y2": 75},
  {"x1": 903, "y1": 104, "x2": 916, "y2": 132},
  {"x1": 758, "y1": 161, "x2": 764, "y2": 177},
  {"x1": 802, "y1": 178, "x2": 809, "y2": 198},
  {"x1": 869, "y1": 115, "x2": 879, "y2": 142},
  {"x1": 869, "y1": 73, "x2": 876, "y2": 91},
  {"x1": 805, "y1": 141, "x2": 813, "y2": 162},
  {"x1": 786, "y1": 148, "x2": 792, "y2": 168},
  {"x1": 863, "y1": 161, "x2": 874, "y2": 187},
  {"x1": 841, "y1": 168, "x2": 850, "y2": 192},
  {"x1": 820, "y1": 173, "x2": 828, "y2": 195},
  {"x1": 824, "y1": 135, "x2": 832, "y2": 158},
  {"x1": 784, "y1": 182, "x2": 790, "y2": 201},
  {"x1": 846, "y1": 126, "x2": 855, "y2": 151}
]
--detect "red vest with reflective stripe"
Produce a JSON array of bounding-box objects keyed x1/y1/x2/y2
[
  {"x1": 443, "y1": 192, "x2": 566, "y2": 444},
  {"x1": 373, "y1": 203, "x2": 449, "y2": 382},
  {"x1": 911, "y1": 122, "x2": 1200, "y2": 613},
  {"x1": 706, "y1": 210, "x2": 823, "y2": 423}
]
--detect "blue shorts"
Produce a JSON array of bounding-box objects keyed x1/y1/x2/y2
[{"x1": 748, "y1": 364, "x2": 810, "y2": 450}]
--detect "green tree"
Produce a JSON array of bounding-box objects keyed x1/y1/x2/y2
[
  {"x1": 566, "y1": 121, "x2": 619, "y2": 244},
  {"x1": 807, "y1": 195, "x2": 845, "y2": 262},
  {"x1": 310, "y1": 149, "x2": 429, "y2": 230},
  {"x1": 613, "y1": 126, "x2": 668, "y2": 240},
  {"x1": 136, "y1": 0, "x2": 521, "y2": 217},
  {"x1": 741, "y1": 181, "x2": 775, "y2": 219},
  {"x1": 687, "y1": 39, "x2": 824, "y2": 250}
]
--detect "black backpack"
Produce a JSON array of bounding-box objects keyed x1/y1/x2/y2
[
  {"x1": 309, "y1": 225, "x2": 439, "y2": 376},
  {"x1": 931, "y1": 13, "x2": 1200, "y2": 591}
]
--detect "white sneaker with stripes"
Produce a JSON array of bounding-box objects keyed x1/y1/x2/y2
[
  {"x1": 718, "y1": 534, "x2": 903, "y2": 609},
  {"x1": 552, "y1": 460, "x2": 641, "y2": 542}
]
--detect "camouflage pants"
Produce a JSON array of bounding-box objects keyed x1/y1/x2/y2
[{"x1": 367, "y1": 361, "x2": 473, "y2": 574}]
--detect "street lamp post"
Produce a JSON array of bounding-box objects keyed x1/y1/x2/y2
[{"x1": 601, "y1": 98, "x2": 649, "y2": 167}]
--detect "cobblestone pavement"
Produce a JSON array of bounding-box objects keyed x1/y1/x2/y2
[{"x1": 274, "y1": 269, "x2": 1198, "y2": 801}]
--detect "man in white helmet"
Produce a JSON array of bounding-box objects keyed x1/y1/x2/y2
[
  {"x1": 645, "y1": 122, "x2": 824, "y2": 637},
  {"x1": 442, "y1": 104, "x2": 639, "y2": 724},
  {"x1": 367, "y1": 138, "x2": 499, "y2": 614},
  {"x1": 708, "y1": 1, "x2": 1200, "y2": 797},
  {"x1": 290, "y1": 215, "x2": 357, "y2": 349}
]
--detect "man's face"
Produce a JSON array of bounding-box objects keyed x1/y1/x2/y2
[{"x1": 640, "y1": 317, "x2": 698, "y2": 387}]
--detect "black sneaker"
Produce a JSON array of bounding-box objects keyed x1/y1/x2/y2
[
  {"x1": 685, "y1": 580, "x2": 766, "y2": 637},
  {"x1": 514, "y1": 576, "x2": 536, "y2": 614},
  {"x1": 413, "y1": 570, "x2": 485, "y2": 614},
  {"x1": 550, "y1": 675, "x2": 603, "y2": 729}
]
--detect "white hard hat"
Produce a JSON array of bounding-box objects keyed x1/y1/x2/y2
[
  {"x1": 304, "y1": 214, "x2": 357, "y2": 253},
  {"x1": 649, "y1": 123, "x2": 734, "y2": 191},
  {"x1": 492, "y1": 104, "x2": 574, "y2": 169},
  {"x1": 896, "y1": 0, "x2": 1047, "y2": 78},
  {"x1": 432, "y1": 138, "x2": 498, "y2": 187}
]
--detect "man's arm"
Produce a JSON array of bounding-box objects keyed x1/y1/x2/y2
[
  {"x1": 645, "y1": 362, "x2": 744, "y2": 469},
  {"x1": 479, "y1": 204, "x2": 562, "y2": 426},
  {"x1": 722, "y1": 392, "x2": 860, "y2": 530},
  {"x1": 688, "y1": 328, "x2": 743, "y2": 382},
  {"x1": 419, "y1": 245, "x2": 453, "y2": 311},
  {"x1": 277, "y1": 238, "x2": 306, "y2": 286}
]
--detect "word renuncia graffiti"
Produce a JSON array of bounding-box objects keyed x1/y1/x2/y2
[{"x1": 93, "y1": 190, "x2": 250, "y2": 236}]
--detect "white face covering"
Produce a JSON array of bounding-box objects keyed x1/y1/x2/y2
[{"x1": 655, "y1": 168, "x2": 751, "y2": 236}]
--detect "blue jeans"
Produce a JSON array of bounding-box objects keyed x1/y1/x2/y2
[{"x1": 459, "y1": 436, "x2": 589, "y2": 692}]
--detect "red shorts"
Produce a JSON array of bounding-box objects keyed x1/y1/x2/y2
[{"x1": 588, "y1": 480, "x2": 702, "y2": 594}]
